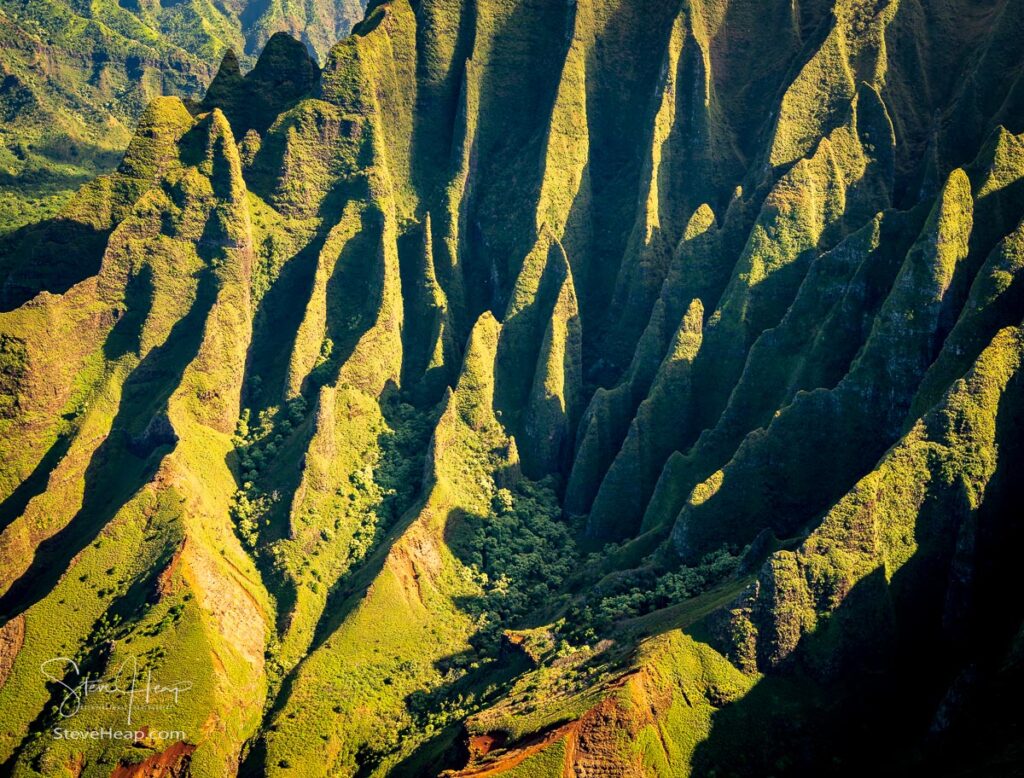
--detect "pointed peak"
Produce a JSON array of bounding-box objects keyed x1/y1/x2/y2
[
  {"x1": 206, "y1": 106, "x2": 234, "y2": 138},
  {"x1": 663, "y1": 298, "x2": 704, "y2": 365},
  {"x1": 120, "y1": 96, "x2": 195, "y2": 178},
  {"x1": 203, "y1": 49, "x2": 244, "y2": 109},
  {"x1": 994, "y1": 123, "x2": 1023, "y2": 144},
  {"x1": 471, "y1": 309, "x2": 500, "y2": 336},
  {"x1": 421, "y1": 212, "x2": 434, "y2": 253},
  {"x1": 902, "y1": 166, "x2": 973, "y2": 290},
  {"x1": 855, "y1": 80, "x2": 895, "y2": 147},
  {"x1": 200, "y1": 109, "x2": 247, "y2": 204},
  {"x1": 971, "y1": 124, "x2": 1024, "y2": 200},
  {"x1": 682, "y1": 299, "x2": 704, "y2": 334},
  {"x1": 913, "y1": 166, "x2": 972, "y2": 243},
  {"x1": 217, "y1": 48, "x2": 241, "y2": 78},
  {"x1": 206, "y1": 49, "x2": 244, "y2": 99},
  {"x1": 202, "y1": 32, "x2": 318, "y2": 138},
  {"x1": 990, "y1": 124, "x2": 1024, "y2": 168},
  {"x1": 683, "y1": 204, "x2": 716, "y2": 241},
  {"x1": 417, "y1": 214, "x2": 441, "y2": 289},
  {"x1": 941, "y1": 167, "x2": 973, "y2": 204},
  {"x1": 136, "y1": 96, "x2": 194, "y2": 134},
  {"x1": 264, "y1": 31, "x2": 306, "y2": 52},
  {"x1": 451, "y1": 312, "x2": 502, "y2": 431},
  {"x1": 462, "y1": 311, "x2": 501, "y2": 370},
  {"x1": 254, "y1": 32, "x2": 319, "y2": 80}
]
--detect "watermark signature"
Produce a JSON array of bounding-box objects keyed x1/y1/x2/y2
[
  {"x1": 40, "y1": 656, "x2": 193, "y2": 727},
  {"x1": 52, "y1": 727, "x2": 187, "y2": 742}
]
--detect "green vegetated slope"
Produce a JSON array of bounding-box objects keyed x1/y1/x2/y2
[
  {"x1": 0, "y1": 0, "x2": 1023, "y2": 775},
  {"x1": 0, "y1": 0, "x2": 365, "y2": 234}
]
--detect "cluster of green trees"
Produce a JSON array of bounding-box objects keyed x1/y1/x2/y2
[
  {"x1": 450, "y1": 473, "x2": 745, "y2": 655},
  {"x1": 457, "y1": 478, "x2": 577, "y2": 646},
  {"x1": 228, "y1": 397, "x2": 308, "y2": 548},
  {"x1": 355, "y1": 398, "x2": 433, "y2": 550},
  {"x1": 561, "y1": 546, "x2": 744, "y2": 642}
]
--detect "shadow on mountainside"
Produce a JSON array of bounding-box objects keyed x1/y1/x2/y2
[
  {"x1": 0, "y1": 433, "x2": 74, "y2": 538},
  {"x1": 0, "y1": 264, "x2": 154, "y2": 550},
  {"x1": 688, "y1": 369, "x2": 1024, "y2": 777},
  {"x1": 240, "y1": 178, "x2": 370, "y2": 410},
  {"x1": 0, "y1": 218, "x2": 110, "y2": 312},
  {"x1": 0, "y1": 266, "x2": 217, "y2": 623},
  {"x1": 239, "y1": 392, "x2": 437, "y2": 776},
  {"x1": 238, "y1": 489, "x2": 430, "y2": 778}
]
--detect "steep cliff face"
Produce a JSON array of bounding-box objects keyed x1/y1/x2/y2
[{"x1": 0, "y1": 0, "x2": 1023, "y2": 775}]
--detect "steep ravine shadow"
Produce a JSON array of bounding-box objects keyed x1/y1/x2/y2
[
  {"x1": 0, "y1": 433, "x2": 73, "y2": 538},
  {"x1": 688, "y1": 394, "x2": 1024, "y2": 775},
  {"x1": 689, "y1": 568, "x2": 922, "y2": 776},
  {"x1": 628, "y1": 208, "x2": 925, "y2": 547},
  {"x1": 241, "y1": 231, "x2": 325, "y2": 409},
  {"x1": 578, "y1": 0, "x2": 681, "y2": 329},
  {"x1": 0, "y1": 219, "x2": 110, "y2": 312},
  {"x1": 408, "y1": 0, "x2": 477, "y2": 206},
  {"x1": 458, "y1": 0, "x2": 567, "y2": 323},
  {"x1": 917, "y1": 363, "x2": 1024, "y2": 774},
  {"x1": 0, "y1": 265, "x2": 154, "y2": 547},
  {"x1": 692, "y1": 554, "x2": 957, "y2": 776},
  {"x1": 396, "y1": 222, "x2": 454, "y2": 400},
  {"x1": 0, "y1": 267, "x2": 218, "y2": 623},
  {"x1": 493, "y1": 237, "x2": 567, "y2": 443},
  {"x1": 240, "y1": 397, "x2": 437, "y2": 777},
  {"x1": 241, "y1": 179, "x2": 373, "y2": 410},
  {"x1": 238, "y1": 492, "x2": 430, "y2": 777},
  {"x1": 314, "y1": 206, "x2": 386, "y2": 391}
]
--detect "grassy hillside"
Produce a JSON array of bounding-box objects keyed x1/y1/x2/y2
[{"x1": 0, "y1": 0, "x2": 1023, "y2": 775}]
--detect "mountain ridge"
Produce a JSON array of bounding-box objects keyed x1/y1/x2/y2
[
  {"x1": 0, "y1": 0, "x2": 1023, "y2": 775},
  {"x1": 0, "y1": 0, "x2": 366, "y2": 233}
]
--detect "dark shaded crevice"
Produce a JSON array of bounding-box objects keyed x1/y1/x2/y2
[
  {"x1": 0, "y1": 433, "x2": 73, "y2": 537},
  {"x1": 242, "y1": 231, "x2": 327, "y2": 409},
  {"x1": 457, "y1": 0, "x2": 569, "y2": 324},
  {"x1": 0, "y1": 220, "x2": 110, "y2": 312},
  {"x1": 240, "y1": 394, "x2": 436, "y2": 775},
  {"x1": 688, "y1": 341, "x2": 1024, "y2": 777},
  {"x1": 396, "y1": 222, "x2": 443, "y2": 396},
  {"x1": 0, "y1": 262, "x2": 154, "y2": 547},
  {"x1": 0, "y1": 266, "x2": 219, "y2": 623},
  {"x1": 308, "y1": 205, "x2": 385, "y2": 393}
]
